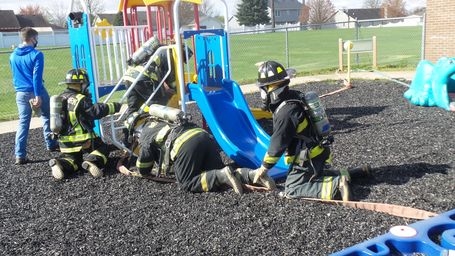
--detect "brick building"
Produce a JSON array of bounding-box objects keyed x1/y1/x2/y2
[{"x1": 424, "y1": 0, "x2": 455, "y2": 61}]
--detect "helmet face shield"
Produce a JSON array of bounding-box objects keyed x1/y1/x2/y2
[{"x1": 259, "y1": 87, "x2": 270, "y2": 111}]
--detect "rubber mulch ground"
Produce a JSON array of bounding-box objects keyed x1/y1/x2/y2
[{"x1": 1, "y1": 79, "x2": 454, "y2": 255}]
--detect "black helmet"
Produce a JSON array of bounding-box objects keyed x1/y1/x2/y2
[
  {"x1": 61, "y1": 68, "x2": 90, "y2": 94},
  {"x1": 257, "y1": 60, "x2": 290, "y2": 87},
  {"x1": 256, "y1": 61, "x2": 290, "y2": 111},
  {"x1": 63, "y1": 68, "x2": 89, "y2": 84}
]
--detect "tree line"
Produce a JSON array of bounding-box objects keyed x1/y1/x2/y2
[
  {"x1": 11, "y1": 0, "x2": 424, "y2": 29},
  {"x1": 236, "y1": 0, "x2": 425, "y2": 27}
]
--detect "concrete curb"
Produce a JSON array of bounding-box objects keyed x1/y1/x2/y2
[{"x1": 0, "y1": 70, "x2": 415, "y2": 135}]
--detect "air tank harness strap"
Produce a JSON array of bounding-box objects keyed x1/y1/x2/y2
[{"x1": 161, "y1": 125, "x2": 203, "y2": 176}]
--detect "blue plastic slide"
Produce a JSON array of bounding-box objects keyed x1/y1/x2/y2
[{"x1": 188, "y1": 80, "x2": 289, "y2": 180}]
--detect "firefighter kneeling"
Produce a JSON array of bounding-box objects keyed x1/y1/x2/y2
[
  {"x1": 119, "y1": 104, "x2": 276, "y2": 194},
  {"x1": 48, "y1": 68, "x2": 122, "y2": 180},
  {"x1": 251, "y1": 61, "x2": 372, "y2": 201}
]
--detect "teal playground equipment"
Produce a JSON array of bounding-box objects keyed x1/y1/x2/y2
[
  {"x1": 66, "y1": 0, "x2": 290, "y2": 180},
  {"x1": 404, "y1": 57, "x2": 455, "y2": 111},
  {"x1": 332, "y1": 208, "x2": 455, "y2": 255}
]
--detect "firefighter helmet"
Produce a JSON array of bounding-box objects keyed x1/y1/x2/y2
[
  {"x1": 256, "y1": 60, "x2": 290, "y2": 87},
  {"x1": 63, "y1": 68, "x2": 89, "y2": 84},
  {"x1": 61, "y1": 68, "x2": 90, "y2": 94},
  {"x1": 256, "y1": 61, "x2": 291, "y2": 110}
]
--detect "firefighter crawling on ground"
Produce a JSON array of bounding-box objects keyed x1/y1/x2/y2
[
  {"x1": 48, "y1": 68, "x2": 122, "y2": 180},
  {"x1": 118, "y1": 104, "x2": 276, "y2": 194}
]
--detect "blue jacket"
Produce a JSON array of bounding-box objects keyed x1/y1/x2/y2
[{"x1": 9, "y1": 44, "x2": 44, "y2": 96}]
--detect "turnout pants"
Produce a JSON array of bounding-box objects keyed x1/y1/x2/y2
[
  {"x1": 56, "y1": 137, "x2": 110, "y2": 176},
  {"x1": 284, "y1": 146, "x2": 342, "y2": 200},
  {"x1": 172, "y1": 132, "x2": 225, "y2": 193}
]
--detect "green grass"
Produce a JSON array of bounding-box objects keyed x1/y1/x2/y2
[{"x1": 0, "y1": 26, "x2": 422, "y2": 120}]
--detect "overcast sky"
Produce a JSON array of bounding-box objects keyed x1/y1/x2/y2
[{"x1": 1, "y1": 0, "x2": 427, "y2": 16}]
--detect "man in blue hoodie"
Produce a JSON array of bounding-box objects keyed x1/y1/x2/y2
[{"x1": 9, "y1": 27, "x2": 58, "y2": 165}]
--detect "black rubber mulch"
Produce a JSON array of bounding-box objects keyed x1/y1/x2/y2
[{"x1": 1, "y1": 79, "x2": 454, "y2": 256}]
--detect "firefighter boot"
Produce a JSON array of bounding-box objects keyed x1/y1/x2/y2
[
  {"x1": 49, "y1": 159, "x2": 65, "y2": 180},
  {"x1": 338, "y1": 175, "x2": 351, "y2": 202},
  {"x1": 246, "y1": 168, "x2": 277, "y2": 190},
  {"x1": 325, "y1": 165, "x2": 372, "y2": 181},
  {"x1": 348, "y1": 165, "x2": 372, "y2": 179},
  {"x1": 215, "y1": 166, "x2": 244, "y2": 195},
  {"x1": 82, "y1": 161, "x2": 103, "y2": 178}
]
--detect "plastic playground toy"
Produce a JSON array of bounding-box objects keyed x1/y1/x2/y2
[
  {"x1": 404, "y1": 57, "x2": 455, "y2": 111},
  {"x1": 331, "y1": 208, "x2": 455, "y2": 255}
]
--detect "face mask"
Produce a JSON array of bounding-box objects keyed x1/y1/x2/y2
[
  {"x1": 32, "y1": 38, "x2": 38, "y2": 48},
  {"x1": 260, "y1": 87, "x2": 270, "y2": 111}
]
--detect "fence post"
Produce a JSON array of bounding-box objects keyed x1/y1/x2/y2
[
  {"x1": 285, "y1": 27, "x2": 289, "y2": 68},
  {"x1": 338, "y1": 38, "x2": 343, "y2": 71},
  {"x1": 372, "y1": 36, "x2": 377, "y2": 69}
]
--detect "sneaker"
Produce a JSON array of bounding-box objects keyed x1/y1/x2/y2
[
  {"x1": 82, "y1": 161, "x2": 103, "y2": 178},
  {"x1": 15, "y1": 157, "x2": 29, "y2": 165},
  {"x1": 339, "y1": 176, "x2": 351, "y2": 202},
  {"x1": 49, "y1": 159, "x2": 64, "y2": 180}
]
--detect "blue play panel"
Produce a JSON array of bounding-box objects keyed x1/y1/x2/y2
[{"x1": 331, "y1": 208, "x2": 455, "y2": 255}]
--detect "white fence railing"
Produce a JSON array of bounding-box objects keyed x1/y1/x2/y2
[{"x1": 0, "y1": 30, "x2": 70, "y2": 49}]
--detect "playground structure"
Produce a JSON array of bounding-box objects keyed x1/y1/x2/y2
[
  {"x1": 66, "y1": 0, "x2": 290, "y2": 180},
  {"x1": 338, "y1": 37, "x2": 377, "y2": 88},
  {"x1": 66, "y1": 1, "x2": 455, "y2": 255}
]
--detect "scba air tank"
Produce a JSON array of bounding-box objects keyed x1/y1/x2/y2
[
  {"x1": 50, "y1": 95, "x2": 63, "y2": 134},
  {"x1": 149, "y1": 104, "x2": 184, "y2": 123},
  {"x1": 129, "y1": 36, "x2": 160, "y2": 65},
  {"x1": 304, "y1": 91, "x2": 331, "y2": 137}
]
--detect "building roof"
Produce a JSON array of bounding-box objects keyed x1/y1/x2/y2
[
  {"x1": 16, "y1": 14, "x2": 53, "y2": 28},
  {"x1": 269, "y1": 0, "x2": 302, "y2": 10},
  {"x1": 344, "y1": 8, "x2": 383, "y2": 20},
  {"x1": 0, "y1": 10, "x2": 21, "y2": 30}
]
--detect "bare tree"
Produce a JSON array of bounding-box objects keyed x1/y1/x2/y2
[
  {"x1": 381, "y1": 0, "x2": 407, "y2": 17},
  {"x1": 179, "y1": 2, "x2": 197, "y2": 25},
  {"x1": 299, "y1": 5, "x2": 310, "y2": 25},
  {"x1": 305, "y1": 0, "x2": 336, "y2": 26},
  {"x1": 72, "y1": 0, "x2": 105, "y2": 15},
  {"x1": 19, "y1": 5, "x2": 45, "y2": 15},
  {"x1": 44, "y1": 1, "x2": 69, "y2": 28},
  {"x1": 199, "y1": 0, "x2": 216, "y2": 17},
  {"x1": 363, "y1": 0, "x2": 383, "y2": 8}
]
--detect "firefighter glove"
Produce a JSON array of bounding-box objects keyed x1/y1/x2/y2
[{"x1": 114, "y1": 102, "x2": 122, "y2": 112}]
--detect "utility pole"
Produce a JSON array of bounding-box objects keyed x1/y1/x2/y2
[{"x1": 271, "y1": 0, "x2": 275, "y2": 31}]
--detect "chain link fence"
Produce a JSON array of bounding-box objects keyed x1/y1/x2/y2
[{"x1": 0, "y1": 17, "x2": 423, "y2": 121}]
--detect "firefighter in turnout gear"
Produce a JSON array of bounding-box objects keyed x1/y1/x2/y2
[
  {"x1": 119, "y1": 105, "x2": 275, "y2": 194},
  {"x1": 48, "y1": 68, "x2": 122, "y2": 180},
  {"x1": 121, "y1": 42, "x2": 193, "y2": 148},
  {"x1": 252, "y1": 61, "x2": 371, "y2": 201},
  {"x1": 122, "y1": 41, "x2": 193, "y2": 116}
]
